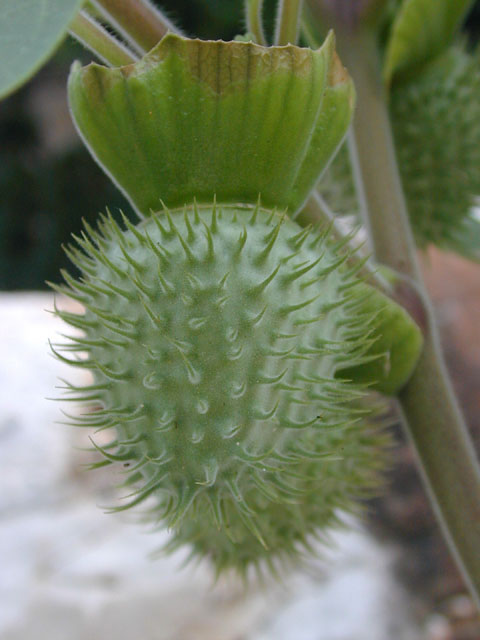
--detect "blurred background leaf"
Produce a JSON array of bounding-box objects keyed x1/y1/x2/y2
[
  {"x1": 0, "y1": 0, "x2": 85, "y2": 99},
  {"x1": 383, "y1": 0, "x2": 475, "y2": 83}
]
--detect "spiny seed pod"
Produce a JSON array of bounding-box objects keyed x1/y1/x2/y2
[
  {"x1": 391, "y1": 45, "x2": 480, "y2": 250},
  {"x1": 53, "y1": 202, "x2": 388, "y2": 575},
  {"x1": 319, "y1": 45, "x2": 480, "y2": 255},
  {"x1": 53, "y1": 33, "x2": 422, "y2": 575}
]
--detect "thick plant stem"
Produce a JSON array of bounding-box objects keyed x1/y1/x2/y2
[
  {"x1": 69, "y1": 10, "x2": 138, "y2": 67},
  {"x1": 338, "y1": 27, "x2": 480, "y2": 607},
  {"x1": 245, "y1": 0, "x2": 267, "y2": 45},
  {"x1": 342, "y1": 34, "x2": 419, "y2": 280},
  {"x1": 92, "y1": 0, "x2": 181, "y2": 54},
  {"x1": 274, "y1": 0, "x2": 304, "y2": 45}
]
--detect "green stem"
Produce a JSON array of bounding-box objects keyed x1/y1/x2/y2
[
  {"x1": 69, "y1": 10, "x2": 138, "y2": 67},
  {"x1": 274, "y1": 0, "x2": 304, "y2": 45},
  {"x1": 337, "y1": 27, "x2": 480, "y2": 607},
  {"x1": 91, "y1": 0, "x2": 182, "y2": 54},
  {"x1": 245, "y1": 0, "x2": 267, "y2": 45},
  {"x1": 342, "y1": 35, "x2": 419, "y2": 279}
]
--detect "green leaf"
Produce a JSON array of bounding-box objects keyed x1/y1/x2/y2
[
  {"x1": 336, "y1": 281, "x2": 424, "y2": 395},
  {"x1": 68, "y1": 33, "x2": 354, "y2": 217},
  {"x1": 383, "y1": 0, "x2": 474, "y2": 83},
  {"x1": 0, "y1": 0, "x2": 84, "y2": 100}
]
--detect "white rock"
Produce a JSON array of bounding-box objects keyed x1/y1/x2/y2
[{"x1": 0, "y1": 293, "x2": 422, "y2": 640}]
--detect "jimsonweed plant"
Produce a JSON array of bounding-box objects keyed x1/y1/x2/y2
[{"x1": 2, "y1": 0, "x2": 479, "y2": 606}]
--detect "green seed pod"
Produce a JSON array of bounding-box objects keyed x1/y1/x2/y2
[
  {"x1": 319, "y1": 45, "x2": 480, "y2": 256},
  {"x1": 53, "y1": 202, "x2": 389, "y2": 574},
  {"x1": 391, "y1": 45, "x2": 480, "y2": 250},
  {"x1": 54, "y1": 33, "x2": 421, "y2": 575}
]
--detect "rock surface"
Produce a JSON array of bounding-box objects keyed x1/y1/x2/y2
[{"x1": 0, "y1": 293, "x2": 422, "y2": 640}]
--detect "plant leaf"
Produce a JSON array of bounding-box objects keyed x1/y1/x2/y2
[
  {"x1": 383, "y1": 0, "x2": 474, "y2": 84},
  {"x1": 336, "y1": 280, "x2": 424, "y2": 396},
  {"x1": 0, "y1": 0, "x2": 84, "y2": 99},
  {"x1": 391, "y1": 45, "x2": 480, "y2": 250}
]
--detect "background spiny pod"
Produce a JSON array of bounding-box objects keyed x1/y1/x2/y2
[{"x1": 319, "y1": 44, "x2": 480, "y2": 260}]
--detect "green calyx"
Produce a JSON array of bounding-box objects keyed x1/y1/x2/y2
[
  {"x1": 67, "y1": 32, "x2": 355, "y2": 217},
  {"x1": 53, "y1": 201, "x2": 394, "y2": 575}
]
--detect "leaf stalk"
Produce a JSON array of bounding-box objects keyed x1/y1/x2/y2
[
  {"x1": 69, "y1": 10, "x2": 138, "y2": 66},
  {"x1": 274, "y1": 0, "x2": 304, "y2": 45},
  {"x1": 245, "y1": 0, "x2": 267, "y2": 45},
  {"x1": 91, "y1": 0, "x2": 182, "y2": 54}
]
